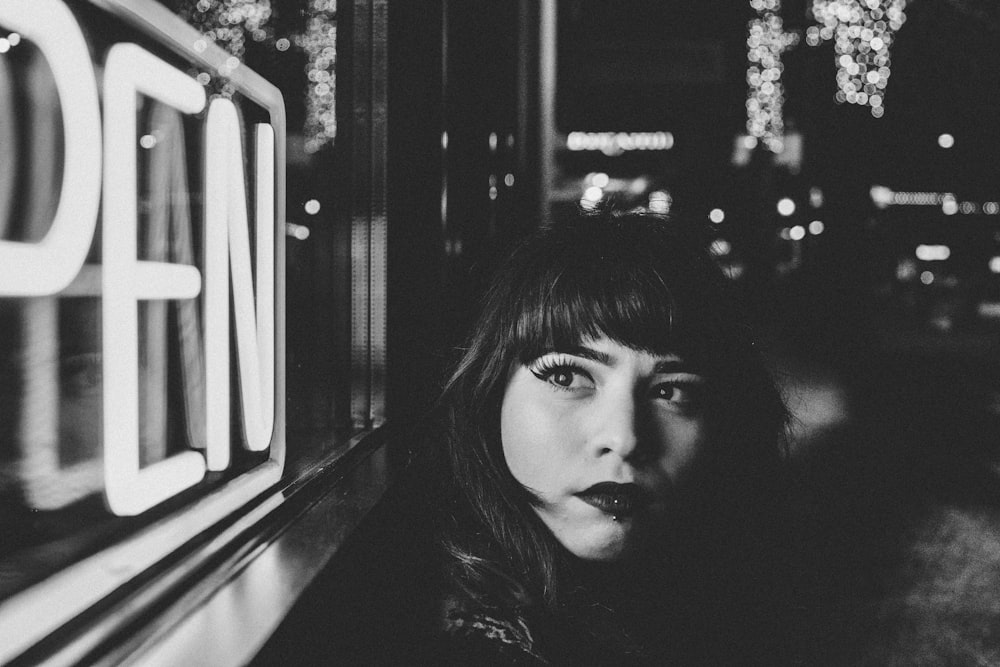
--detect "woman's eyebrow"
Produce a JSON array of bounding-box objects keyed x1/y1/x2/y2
[
  {"x1": 542, "y1": 347, "x2": 700, "y2": 374},
  {"x1": 547, "y1": 345, "x2": 613, "y2": 366},
  {"x1": 654, "y1": 358, "x2": 705, "y2": 375}
]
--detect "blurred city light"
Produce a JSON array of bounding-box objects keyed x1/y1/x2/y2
[
  {"x1": 583, "y1": 186, "x2": 603, "y2": 202},
  {"x1": 566, "y1": 131, "x2": 674, "y2": 156},
  {"x1": 870, "y1": 185, "x2": 893, "y2": 208},
  {"x1": 745, "y1": 0, "x2": 798, "y2": 153},
  {"x1": 710, "y1": 239, "x2": 732, "y2": 256},
  {"x1": 869, "y1": 190, "x2": 999, "y2": 215},
  {"x1": 892, "y1": 191, "x2": 939, "y2": 206},
  {"x1": 591, "y1": 172, "x2": 609, "y2": 188},
  {"x1": 731, "y1": 135, "x2": 756, "y2": 166},
  {"x1": 915, "y1": 244, "x2": 950, "y2": 261},
  {"x1": 628, "y1": 177, "x2": 649, "y2": 194},
  {"x1": 304, "y1": 199, "x2": 321, "y2": 215},
  {"x1": 286, "y1": 222, "x2": 310, "y2": 240},
  {"x1": 811, "y1": 0, "x2": 908, "y2": 117},
  {"x1": 942, "y1": 194, "x2": 958, "y2": 215},
  {"x1": 920, "y1": 270, "x2": 935, "y2": 285},
  {"x1": 896, "y1": 259, "x2": 918, "y2": 281},
  {"x1": 937, "y1": 133, "x2": 955, "y2": 149},
  {"x1": 777, "y1": 197, "x2": 796, "y2": 216},
  {"x1": 789, "y1": 225, "x2": 806, "y2": 240},
  {"x1": 648, "y1": 190, "x2": 672, "y2": 214},
  {"x1": 809, "y1": 186, "x2": 824, "y2": 208},
  {"x1": 709, "y1": 208, "x2": 725, "y2": 224},
  {"x1": 808, "y1": 220, "x2": 825, "y2": 235},
  {"x1": 990, "y1": 256, "x2": 1000, "y2": 274}
]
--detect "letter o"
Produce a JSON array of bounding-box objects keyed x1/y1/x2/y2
[{"x1": 0, "y1": 0, "x2": 101, "y2": 296}]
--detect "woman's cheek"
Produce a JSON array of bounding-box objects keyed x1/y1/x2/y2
[{"x1": 501, "y1": 383, "x2": 577, "y2": 492}]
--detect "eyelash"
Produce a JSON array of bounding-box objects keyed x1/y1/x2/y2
[{"x1": 529, "y1": 358, "x2": 591, "y2": 392}]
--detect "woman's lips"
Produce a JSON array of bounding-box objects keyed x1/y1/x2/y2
[{"x1": 576, "y1": 482, "x2": 650, "y2": 517}]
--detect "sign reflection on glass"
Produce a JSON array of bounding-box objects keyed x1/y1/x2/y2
[{"x1": 0, "y1": 0, "x2": 280, "y2": 516}]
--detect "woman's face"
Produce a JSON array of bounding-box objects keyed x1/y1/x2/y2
[{"x1": 500, "y1": 335, "x2": 709, "y2": 561}]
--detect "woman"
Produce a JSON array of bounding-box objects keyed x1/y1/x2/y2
[{"x1": 424, "y1": 207, "x2": 789, "y2": 664}]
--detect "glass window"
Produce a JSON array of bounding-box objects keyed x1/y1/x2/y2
[{"x1": 0, "y1": 0, "x2": 383, "y2": 660}]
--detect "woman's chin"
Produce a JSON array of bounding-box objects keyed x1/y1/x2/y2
[{"x1": 560, "y1": 520, "x2": 636, "y2": 562}]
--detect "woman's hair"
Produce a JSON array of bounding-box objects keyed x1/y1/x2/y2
[{"x1": 437, "y1": 206, "x2": 788, "y2": 614}]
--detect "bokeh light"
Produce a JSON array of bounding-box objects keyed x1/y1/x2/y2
[
  {"x1": 710, "y1": 239, "x2": 732, "y2": 256},
  {"x1": 648, "y1": 190, "x2": 672, "y2": 214},
  {"x1": 746, "y1": 0, "x2": 799, "y2": 152},
  {"x1": 810, "y1": 0, "x2": 908, "y2": 117},
  {"x1": 915, "y1": 244, "x2": 950, "y2": 261},
  {"x1": 941, "y1": 195, "x2": 958, "y2": 216}
]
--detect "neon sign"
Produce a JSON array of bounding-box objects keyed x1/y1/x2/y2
[
  {"x1": 0, "y1": 0, "x2": 101, "y2": 296},
  {"x1": 0, "y1": 0, "x2": 283, "y2": 516}
]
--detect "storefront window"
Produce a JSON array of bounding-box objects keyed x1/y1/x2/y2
[{"x1": 0, "y1": 0, "x2": 383, "y2": 661}]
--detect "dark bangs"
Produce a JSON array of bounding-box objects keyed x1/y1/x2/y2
[
  {"x1": 510, "y1": 260, "x2": 677, "y2": 364},
  {"x1": 499, "y1": 218, "x2": 732, "y2": 369}
]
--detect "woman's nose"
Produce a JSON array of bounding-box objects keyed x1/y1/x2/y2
[{"x1": 589, "y1": 388, "x2": 641, "y2": 461}]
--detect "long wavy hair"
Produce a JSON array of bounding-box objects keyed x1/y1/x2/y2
[{"x1": 436, "y1": 207, "x2": 788, "y2": 620}]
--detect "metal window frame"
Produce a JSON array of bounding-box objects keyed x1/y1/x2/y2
[{"x1": 349, "y1": 0, "x2": 389, "y2": 430}]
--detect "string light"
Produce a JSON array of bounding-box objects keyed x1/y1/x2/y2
[
  {"x1": 871, "y1": 189, "x2": 1000, "y2": 214},
  {"x1": 297, "y1": 0, "x2": 338, "y2": 153},
  {"x1": 809, "y1": 0, "x2": 908, "y2": 117},
  {"x1": 179, "y1": 1, "x2": 338, "y2": 152},
  {"x1": 746, "y1": 0, "x2": 799, "y2": 153},
  {"x1": 179, "y1": 0, "x2": 274, "y2": 96}
]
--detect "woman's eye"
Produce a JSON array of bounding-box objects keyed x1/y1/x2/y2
[
  {"x1": 545, "y1": 367, "x2": 590, "y2": 390},
  {"x1": 530, "y1": 363, "x2": 593, "y2": 391},
  {"x1": 652, "y1": 381, "x2": 703, "y2": 409}
]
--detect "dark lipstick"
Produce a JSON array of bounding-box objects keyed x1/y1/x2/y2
[{"x1": 576, "y1": 482, "x2": 650, "y2": 517}]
